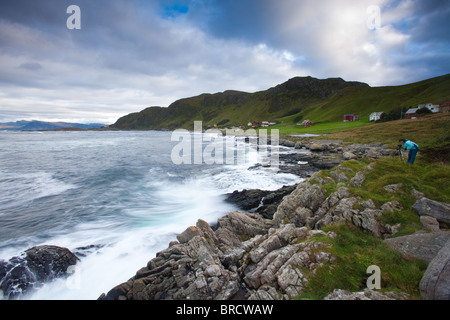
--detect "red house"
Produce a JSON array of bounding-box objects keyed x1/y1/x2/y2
[
  {"x1": 343, "y1": 114, "x2": 359, "y2": 122},
  {"x1": 298, "y1": 120, "x2": 313, "y2": 127}
]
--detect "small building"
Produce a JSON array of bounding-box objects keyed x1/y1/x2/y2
[
  {"x1": 343, "y1": 114, "x2": 359, "y2": 122},
  {"x1": 251, "y1": 122, "x2": 259, "y2": 128},
  {"x1": 261, "y1": 121, "x2": 277, "y2": 127},
  {"x1": 418, "y1": 103, "x2": 439, "y2": 113},
  {"x1": 369, "y1": 112, "x2": 384, "y2": 122},
  {"x1": 405, "y1": 108, "x2": 419, "y2": 119},
  {"x1": 440, "y1": 101, "x2": 450, "y2": 113},
  {"x1": 298, "y1": 120, "x2": 313, "y2": 127}
]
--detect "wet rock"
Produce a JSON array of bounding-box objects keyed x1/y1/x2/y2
[{"x1": 0, "y1": 245, "x2": 79, "y2": 299}]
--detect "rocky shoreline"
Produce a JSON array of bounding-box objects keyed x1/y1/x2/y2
[
  {"x1": 95, "y1": 139, "x2": 448, "y2": 300},
  {"x1": 1, "y1": 138, "x2": 448, "y2": 300}
]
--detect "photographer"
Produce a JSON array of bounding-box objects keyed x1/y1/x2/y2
[{"x1": 398, "y1": 138, "x2": 419, "y2": 164}]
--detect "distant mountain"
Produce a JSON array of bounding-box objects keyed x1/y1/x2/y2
[
  {"x1": 0, "y1": 120, "x2": 107, "y2": 131},
  {"x1": 110, "y1": 74, "x2": 450, "y2": 130}
]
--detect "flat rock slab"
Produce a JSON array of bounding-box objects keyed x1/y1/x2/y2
[{"x1": 384, "y1": 231, "x2": 450, "y2": 262}]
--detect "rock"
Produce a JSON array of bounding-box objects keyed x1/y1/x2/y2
[
  {"x1": 225, "y1": 189, "x2": 270, "y2": 211},
  {"x1": 177, "y1": 226, "x2": 200, "y2": 244},
  {"x1": 384, "y1": 231, "x2": 450, "y2": 262},
  {"x1": 215, "y1": 212, "x2": 272, "y2": 248},
  {"x1": 273, "y1": 182, "x2": 325, "y2": 227},
  {"x1": 412, "y1": 198, "x2": 450, "y2": 228},
  {"x1": 420, "y1": 216, "x2": 441, "y2": 232},
  {"x1": 383, "y1": 183, "x2": 404, "y2": 193},
  {"x1": 349, "y1": 171, "x2": 366, "y2": 187},
  {"x1": 411, "y1": 189, "x2": 425, "y2": 200},
  {"x1": 310, "y1": 144, "x2": 327, "y2": 152},
  {"x1": 0, "y1": 245, "x2": 79, "y2": 299},
  {"x1": 353, "y1": 208, "x2": 384, "y2": 237},
  {"x1": 420, "y1": 239, "x2": 450, "y2": 300},
  {"x1": 343, "y1": 151, "x2": 357, "y2": 160},
  {"x1": 324, "y1": 289, "x2": 412, "y2": 300},
  {"x1": 380, "y1": 201, "x2": 403, "y2": 213}
]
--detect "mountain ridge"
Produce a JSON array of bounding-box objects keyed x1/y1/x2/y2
[
  {"x1": 0, "y1": 120, "x2": 106, "y2": 131},
  {"x1": 111, "y1": 74, "x2": 450, "y2": 130}
]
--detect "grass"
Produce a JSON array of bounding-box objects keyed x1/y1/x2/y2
[
  {"x1": 296, "y1": 223, "x2": 428, "y2": 300},
  {"x1": 275, "y1": 120, "x2": 371, "y2": 135},
  {"x1": 298, "y1": 148, "x2": 449, "y2": 299}
]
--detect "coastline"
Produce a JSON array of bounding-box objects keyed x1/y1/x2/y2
[{"x1": 2, "y1": 136, "x2": 448, "y2": 300}]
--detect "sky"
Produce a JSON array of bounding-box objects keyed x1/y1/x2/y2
[{"x1": 0, "y1": 0, "x2": 449, "y2": 124}]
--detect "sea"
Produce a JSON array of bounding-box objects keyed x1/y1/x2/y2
[{"x1": 0, "y1": 130, "x2": 304, "y2": 300}]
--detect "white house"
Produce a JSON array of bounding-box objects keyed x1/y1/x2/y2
[
  {"x1": 418, "y1": 103, "x2": 440, "y2": 113},
  {"x1": 369, "y1": 112, "x2": 384, "y2": 122}
]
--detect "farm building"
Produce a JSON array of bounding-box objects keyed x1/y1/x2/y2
[
  {"x1": 440, "y1": 101, "x2": 450, "y2": 113},
  {"x1": 298, "y1": 120, "x2": 313, "y2": 127},
  {"x1": 418, "y1": 103, "x2": 440, "y2": 113},
  {"x1": 405, "y1": 108, "x2": 419, "y2": 119},
  {"x1": 343, "y1": 114, "x2": 359, "y2": 122},
  {"x1": 405, "y1": 103, "x2": 440, "y2": 119},
  {"x1": 369, "y1": 112, "x2": 384, "y2": 122},
  {"x1": 261, "y1": 121, "x2": 278, "y2": 127}
]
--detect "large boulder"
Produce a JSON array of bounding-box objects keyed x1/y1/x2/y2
[
  {"x1": 420, "y1": 239, "x2": 450, "y2": 300},
  {"x1": 412, "y1": 198, "x2": 450, "y2": 228},
  {"x1": 0, "y1": 245, "x2": 79, "y2": 299},
  {"x1": 384, "y1": 231, "x2": 450, "y2": 263}
]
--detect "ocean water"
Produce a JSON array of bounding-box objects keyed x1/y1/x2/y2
[{"x1": 0, "y1": 130, "x2": 303, "y2": 300}]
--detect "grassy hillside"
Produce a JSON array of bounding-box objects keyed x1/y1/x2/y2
[{"x1": 111, "y1": 74, "x2": 450, "y2": 131}]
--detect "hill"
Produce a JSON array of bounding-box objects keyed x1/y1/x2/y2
[
  {"x1": 0, "y1": 120, "x2": 106, "y2": 131},
  {"x1": 110, "y1": 74, "x2": 450, "y2": 131}
]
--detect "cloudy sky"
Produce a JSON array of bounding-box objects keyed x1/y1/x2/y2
[{"x1": 0, "y1": 0, "x2": 449, "y2": 123}]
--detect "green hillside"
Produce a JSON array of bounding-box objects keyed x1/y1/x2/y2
[{"x1": 111, "y1": 74, "x2": 450, "y2": 131}]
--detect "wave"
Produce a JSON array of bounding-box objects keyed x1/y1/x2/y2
[{"x1": 0, "y1": 171, "x2": 77, "y2": 210}]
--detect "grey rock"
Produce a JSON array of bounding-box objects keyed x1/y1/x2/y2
[
  {"x1": 349, "y1": 171, "x2": 366, "y2": 187},
  {"x1": 383, "y1": 183, "x2": 404, "y2": 193},
  {"x1": 384, "y1": 231, "x2": 450, "y2": 262},
  {"x1": 420, "y1": 239, "x2": 450, "y2": 300},
  {"x1": 412, "y1": 198, "x2": 450, "y2": 228},
  {"x1": 420, "y1": 216, "x2": 441, "y2": 232},
  {"x1": 324, "y1": 289, "x2": 412, "y2": 300}
]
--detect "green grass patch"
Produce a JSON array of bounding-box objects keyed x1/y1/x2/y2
[{"x1": 296, "y1": 223, "x2": 428, "y2": 300}]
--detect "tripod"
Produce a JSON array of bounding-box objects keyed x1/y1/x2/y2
[{"x1": 397, "y1": 145, "x2": 406, "y2": 164}]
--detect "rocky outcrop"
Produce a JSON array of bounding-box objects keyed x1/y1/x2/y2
[
  {"x1": 225, "y1": 185, "x2": 296, "y2": 219},
  {"x1": 324, "y1": 289, "x2": 412, "y2": 300},
  {"x1": 419, "y1": 239, "x2": 450, "y2": 300},
  {"x1": 0, "y1": 245, "x2": 79, "y2": 299},
  {"x1": 99, "y1": 212, "x2": 337, "y2": 300},
  {"x1": 272, "y1": 165, "x2": 402, "y2": 238},
  {"x1": 294, "y1": 140, "x2": 396, "y2": 160}
]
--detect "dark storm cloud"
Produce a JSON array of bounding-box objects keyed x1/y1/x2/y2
[{"x1": 0, "y1": 0, "x2": 448, "y2": 123}]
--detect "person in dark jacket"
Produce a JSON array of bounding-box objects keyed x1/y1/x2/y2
[{"x1": 399, "y1": 138, "x2": 419, "y2": 164}]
